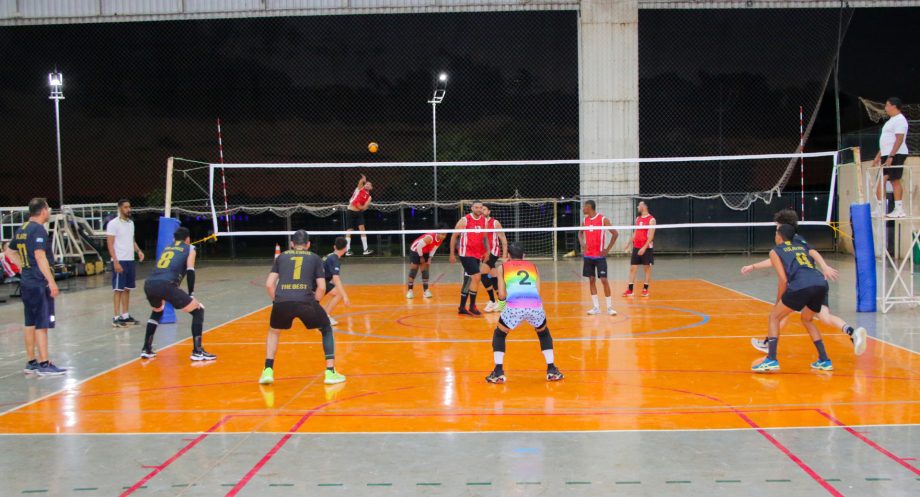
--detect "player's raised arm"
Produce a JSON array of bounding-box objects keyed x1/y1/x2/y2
[
  {"x1": 449, "y1": 217, "x2": 467, "y2": 263},
  {"x1": 357, "y1": 174, "x2": 366, "y2": 189},
  {"x1": 602, "y1": 217, "x2": 618, "y2": 255}
]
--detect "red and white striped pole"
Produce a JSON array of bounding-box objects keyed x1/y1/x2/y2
[
  {"x1": 217, "y1": 118, "x2": 231, "y2": 232},
  {"x1": 799, "y1": 106, "x2": 805, "y2": 220}
]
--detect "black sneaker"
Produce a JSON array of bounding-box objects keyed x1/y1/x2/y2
[
  {"x1": 190, "y1": 349, "x2": 217, "y2": 361},
  {"x1": 23, "y1": 360, "x2": 39, "y2": 374},
  {"x1": 546, "y1": 365, "x2": 564, "y2": 382},
  {"x1": 112, "y1": 317, "x2": 128, "y2": 328},
  {"x1": 486, "y1": 369, "x2": 506, "y2": 384},
  {"x1": 122, "y1": 315, "x2": 140, "y2": 325}
]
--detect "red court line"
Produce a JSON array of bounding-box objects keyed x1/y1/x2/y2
[
  {"x1": 815, "y1": 409, "x2": 920, "y2": 476},
  {"x1": 735, "y1": 411, "x2": 844, "y2": 497}
]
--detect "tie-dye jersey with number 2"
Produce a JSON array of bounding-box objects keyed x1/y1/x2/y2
[{"x1": 503, "y1": 260, "x2": 542, "y2": 309}]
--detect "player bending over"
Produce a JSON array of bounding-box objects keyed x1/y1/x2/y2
[
  {"x1": 579, "y1": 200, "x2": 618, "y2": 315},
  {"x1": 450, "y1": 201, "x2": 488, "y2": 315},
  {"x1": 481, "y1": 205, "x2": 509, "y2": 312},
  {"x1": 741, "y1": 209, "x2": 866, "y2": 355},
  {"x1": 486, "y1": 242, "x2": 563, "y2": 384},
  {"x1": 752, "y1": 224, "x2": 838, "y2": 373},
  {"x1": 407, "y1": 223, "x2": 448, "y2": 299},
  {"x1": 260, "y1": 230, "x2": 345, "y2": 385},
  {"x1": 321, "y1": 237, "x2": 349, "y2": 326},
  {"x1": 623, "y1": 201, "x2": 655, "y2": 297},
  {"x1": 141, "y1": 227, "x2": 215, "y2": 361}
]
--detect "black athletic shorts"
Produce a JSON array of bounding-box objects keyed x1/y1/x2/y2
[
  {"x1": 781, "y1": 284, "x2": 828, "y2": 313},
  {"x1": 409, "y1": 251, "x2": 431, "y2": 265},
  {"x1": 630, "y1": 247, "x2": 654, "y2": 266},
  {"x1": 346, "y1": 209, "x2": 366, "y2": 229},
  {"x1": 459, "y1": 256, "x2": 482, "y2": 276},
  {"x1": 144, "y1": 279, "x2": 193, "y2": 310},
  {"x1": 485, "y1": 253, "x2": 500, "y2": 270},
  {"x1": 270, "y1": 300, "x2": 330, "y2": 330},
  {"x1": 882, "y1": 154, "x2": 907, "y2": 181},
  {"x1": 582, "y1": 257, "x2": 608, "y2": 278}
]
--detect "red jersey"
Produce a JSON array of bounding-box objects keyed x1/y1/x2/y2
[
  {"x1": 458, "y1": 213, "x2": 486, "y2": 258},
  {"x1": 410, "y1": 233, "x2": 443, "y2": 255},
  {"x1": 349, "y1": 188, "x2": 371, "y2": 209},
  {"x1": 486, "y1": 217, "x2": 501, "y2": 256},
  {"x1": 583, "y1": 214, "x2": 609, "y2": 257},
  {"x1": 633, "y1": 215, "x2": 655, "y2": 248}
]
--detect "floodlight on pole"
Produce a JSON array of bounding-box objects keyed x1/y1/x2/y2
[
  {"x1": 428, "y1": 72, "x2": 447, "y2": 223},
  {"x1": 49, "y1": 70, "x2": 65, "y2": 211}
]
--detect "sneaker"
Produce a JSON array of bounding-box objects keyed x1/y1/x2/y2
[
  {"x1": 345, "y1": 250, "x2": 354, "y2": 257},
  {"x1": 887, "y1": 207, "x2": 907, "y2": 218},
  {"x1": 190, "y1": 349, "x2": 217, "y2": 361},
  {"x1": 622, "y1": 289, "x2": 634, "y2": 297},
  {"x1": 329, "y1": 317, "x2": 339, "y2": 326},
  {"x1": 546, "y1": 365, "x2": 564, "y2": 381},
  {"x1": 494, "y1": 300, "x2": 506, "y2": 312},
  {"x1": 36, "y1": 362, "x2": 67, "y2": 376},
  {"x1": 751, "y1": 337, "x2": 770, "y2": 354},
  {"x1": 406, "y1": 289, "x2": 415, "y2": 299},
  {"x1": 486, "y1": 369, "x2": 506, "y2": 384},
  {"x1": 423, "y1": 289, "x2": 433, "y2": 299},
  {"x1": 362, "y1": 249, "x2": 374, "y2": 256},
  {"x1": 852, "y1": 327, "x2": 867, "y2": 356},
  {"x1": 483, "y1": 301, "x2": 496, "y2": 313},
  {"x1": 259, "y1": 367, "x2": 274, "y2": 385},
  {"x1": 607, "y1": 307, "x2": 617, "y2": 316},
  {"x1": 122, "y1": 315, "x2": 140, "y2": 325},
  {"x1": 112, "y1": 317, "x2": 128, "y2": 328},
  {"x1": 751, "y1": 358, "x2": 780, "y2": 373},
  {"x1": 140, "y1": 350, "x2": 157, "y2": 359},
  {"x1": 469, "y1": 305, "x2": 482, "y2": 316},
  {"x1": 811, "y1": 359, "x2": 834, "y2": 371},
  {"x1": 587, "y1": 307, "x2": 600, "y2": 315},
  {"x1": 458, "y1": 307, "x2": 472, "y2": 316},
  {"x1": 871, "y1": 206, "x2": 884, "y2": 218},
  {"x1": 324, "y1": 369, "x2": 346, "y2": 385},
  {"x1": 641, "y1": 288, "x2": 649, "y2": 297},
  {"x1": 23, "y1": 360, "x2": 39, "y2": 374}
]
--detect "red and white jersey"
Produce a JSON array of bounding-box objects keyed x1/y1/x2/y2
[
  {"x1": 458, "y1": 213, "x2": 486, "y2": 258},
  {"x1": 583, "y1": 214, "x2": 609, "y2": 257},
  {"x1": 486, "y1": 217, "x2": 501, "y2": 256},
  {"x1": 633, "y1": 215, "x2": 655, "y2": 248},
  {"x1": 349, "y1": 188, "x2": 371, "y2": 209},
  {"x1": 410, "y1": 233, "x2": 443, "y2": 255}
]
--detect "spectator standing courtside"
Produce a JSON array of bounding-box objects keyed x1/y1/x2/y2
[
  {"x1": 106, "y1": 199, "x2": 145, "y2": 328},
  {"x1": 873, "y1": 97, "x2": 909, "y2": 218}
]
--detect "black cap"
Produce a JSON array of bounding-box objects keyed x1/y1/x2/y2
[{"x1": 291, "y1": 229, "x2": 309, "y2": 245}]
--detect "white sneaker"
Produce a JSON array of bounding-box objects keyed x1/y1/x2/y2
[
  {"x1": 329, "y1": 317, "x2": 339, "y2": 326},
  {"x1": 887, "y1": 207, "x2": 907, "y2": 218},
  {"x1": 406, "y1": 290, "x2": 414, "y2": 299},
  {"x1": 607, "y1": 307, "x2": 617, "y2": 316},
  {"x1": 423, "y1": 289, "x2": 433, "y2": 299},
  {"x1": 872, "y1": 206, "x2": 884, "y2": 218},
  {"x1": 852, "y1": 327, "x2": 867, "y2": 356},
  {"x1": 362, "y1": 249, "x2": 374, "y2": 255},
  {"x1": 483, "y1": 301, "x2": 496, "y2": 313},
  {"x1": 751, "y1": 337, "x2": 769, "y2": 354},
  {"x1": 587, "y1": 307, "x2": 600, "y2": 315}
]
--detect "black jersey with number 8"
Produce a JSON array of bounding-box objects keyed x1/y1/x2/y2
[{"x1": 148, "y1": 241, "x2": 192, "y2": 286}]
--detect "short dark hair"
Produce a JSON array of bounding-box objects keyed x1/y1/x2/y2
[
  {"x1": 773, "y1": 208, "x2": 799, "y2": 228},
  {"x1": 508, "y1": 242, "x2": 525, "y2": 259},
  {"x1": 584, "y1": 200, "x2": 596, "y2": 210},
  {"x1": 117, "y1": 198, "x2": 130, "y2": 207},
  {"x1": 291, "y1": 229, "x2": 309, "y2": 246},
  {"x1": 887, "y1": 97, "x2": 903, "y2": 110},
  {"x1": 777, "y1": 224, "x2": 796, "y2": 242},
  {"x1": 28, "y1": 198, "x2": 48, "y2": 216},
  {"x1": 333, "y1": 236, "x2": 347, "y2": 250},
  {"x1": 174, "y1": 227, "x2": 190, "y2": 242}
]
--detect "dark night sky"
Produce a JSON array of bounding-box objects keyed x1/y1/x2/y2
[{"x1": 0, "y1": 7, "x2": 918, "y2": 208}]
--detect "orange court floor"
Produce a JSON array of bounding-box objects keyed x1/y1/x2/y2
[{"x1": 0, "y1": 279, "x2": 916, "y2": 435}]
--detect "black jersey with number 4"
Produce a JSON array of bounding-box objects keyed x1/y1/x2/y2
[
  {"x1": 271, "y1": 249, "x2": 325, "y2": 303},
  {"x1": 772, "y1": 240, "x2": 826, "y2": 292},
  {"x1": 148, "y1": 241, "x2": 193, "y2": 286}
]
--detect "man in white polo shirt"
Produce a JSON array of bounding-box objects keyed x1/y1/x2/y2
[
  {"x1": 106, "y1": 199, "x2": 145, "y2": 327},
  {"x1": 874, "y1": 97, "x2": 909, "y2": 218}
]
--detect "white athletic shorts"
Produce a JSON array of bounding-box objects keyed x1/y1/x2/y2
[{"x1": 499, "y1": 306, "x2": 546, "y2": 330}]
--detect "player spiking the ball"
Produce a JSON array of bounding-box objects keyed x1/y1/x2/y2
[
  {"x1": 345, "y1": 174, "x2": 374, "y2": 256},
  {"x1": 407, "y1": 223, "x2": 448, "y2": 299}
]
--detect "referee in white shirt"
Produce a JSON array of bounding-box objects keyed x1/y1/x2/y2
[
  {"x1": 874, "y1": 97, "x2": 909, "y2": 218},
  {"x1": 106, "y1": 199, "x2": 145, "y2": 327}
]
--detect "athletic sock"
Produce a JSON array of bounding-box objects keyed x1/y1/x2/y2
[
  {"x1": 542, "y1": 349, "x2": 555, "y2": 364},
  {"x1": 766, "y1": 337, "x2": 779, "y2": 360},
  {"x1": 628, "y1": 283, "x2": 634, "y2": 292},
  {"x1": 591, "y1": 295, "x2": 599, "y2": 308},
  {"x1": 423, "y1": 280, "x2": 429, "y2": 290},
  {"x1": 470, "y1": 291, "x2": 478, "y2": 307},
  {"x1": 895, "y1": 200, "x2": 903, "y2": 209},
  {"x1": 143, "y1": 323, "x2": 157, "y2": 352},
  {"x1": 121, "y1": 313, "x2": 130, "y2": 319},
  {"x1": 264, "y1": 358, "x2": 274, "y2": 369},
  {"x1": 605, "y1": 296, "x2": 612, "y2": 308},
  {"x1": 487, "y1": 289, "x2": 496, "y2": 302},
  {"x1": 327, "y1": 366, "x2": 335, "y2": 373},
  {"x1": 408, "y1": 282, "x2": 414, "y2": 290},
  {"x1": 493, "y1": 352, "x2": 504, "y2": 369},
  {"x1": 459, "y1": 293, "x2": 469, "y2": 309},
  {"x1": 813, "y1": 339, "x2": 829, "y2": 362},
  {"x1": 361, "y1": 235, "x2": 368, "y2": 251},
  {"x1": 842, "y1": 325, "x2": 854, "y2": 336},
  {"x1": 345, "y1": 237, "x2": 351, "y2": 251},
  {"x1": 643, "y1": 283, "x2": 649, "y2": 291}
]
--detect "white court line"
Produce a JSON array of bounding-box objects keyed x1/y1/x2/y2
[
  {"x1": 700, "y1": 278, "x2": 920, "y2": 357},
  {"x1": 205, "y1": 334, "x2": 817, "y2": 346},
  {"x1": 0, "y1": 305, "x2": 271, "y2": 417}
]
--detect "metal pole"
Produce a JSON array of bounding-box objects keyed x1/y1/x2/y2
[
  {"x1": 432, "y1": 101, "x2": 438, "y2": 226},
  {"x1": 54, "y1": 97, "x2": 64, "y2": 211}
]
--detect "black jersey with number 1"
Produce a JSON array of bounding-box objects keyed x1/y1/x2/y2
[{"x1": 271, "y1": 249, "x2": 325, "y2": 303}]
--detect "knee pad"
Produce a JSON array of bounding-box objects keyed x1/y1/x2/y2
[
  {"x1": 191, "y1": 307, "x2": 204, "y2": 326},
  {"x1": 421, "y1": 269, "x2": 430, "y2": 281},
  {"x1": 480, "y1": 274, "x2": 492, "y2": 289},
  {"x1": 148, "y1": 310, "x2": 164, "y2": 325},
  {"x1": 537, "y1": 328, "x2": 553, "y2": 351},
  {"x1": 492, "y1": 328, "x2": 507, "y2": 352},
  {"x1": 409, "y1": 267, "x2": 419, "y2": 279},
  {"x1": 461, "y1": 274, "x2": 472, "y2": 294}
]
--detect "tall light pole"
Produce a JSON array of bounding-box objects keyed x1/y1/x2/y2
[
  {"x1": 49, "y1": 71, "x2": 65, "y2": 211},
  {"x1": 428, "y1": 72, "x2": 447, "y2": 224}
]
